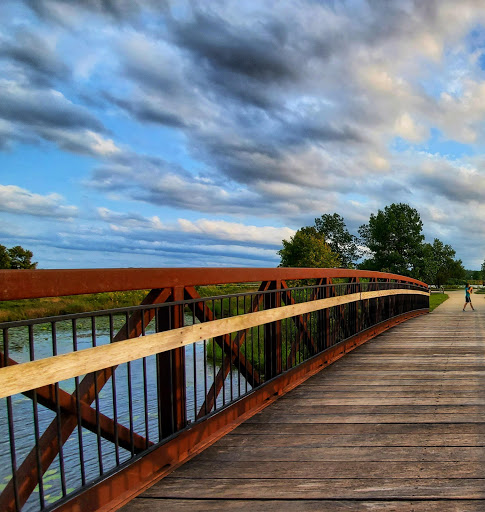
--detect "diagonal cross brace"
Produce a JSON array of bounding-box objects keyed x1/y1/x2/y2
[
  {"x1": 183, "y1": 284, "x2": 268, "y2": 420},
  {"x1": 0, "y1": 288, "x2": 171, "y2": 512},
  {"x1": 282, "y1": 279, "x2": 322, "y2": 367}
]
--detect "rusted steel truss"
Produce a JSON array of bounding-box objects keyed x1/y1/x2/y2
[
  {"x1": 0, "y1": 270, "x2": 428, "y2": 512},
  {"x1": 57, "y1": 308, "x2": 427, "y2": 512},
  {"x1": 0, "y1": 288, "x2": 172, "y2": 512},
  {"x1": 281, "y1": 279, "x2": 321, "y2": 367},
  {"x1": 185, "y1": 283, "x2": 268, "y2": 419}
]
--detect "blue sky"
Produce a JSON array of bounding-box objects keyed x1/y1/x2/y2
[{"x1": 1, "y1": 1, "x2": 485, "y2": 269}]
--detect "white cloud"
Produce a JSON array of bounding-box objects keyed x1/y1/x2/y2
[
  {"x1": 97, "y1": 207, "x2": 294, "y2": 247},
  {"x1": 366, "y1": 151, "x2": 390, "y2": 172},
  {"x1": 0, "y1": 185, "x2": 77, "y2": 218},
  {"x1": 394, "y1": 113, "x2": 427, "y2": 143},
  {"x1": 177, "y1": 218, "x2": 295, "y2": 246}
]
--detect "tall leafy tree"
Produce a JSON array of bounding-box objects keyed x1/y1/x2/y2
[
  {"x1": 0, "y1": 244, "x2": 37, "y2": 269},
  {"x1": 358, "y1": 203, "x2": 424, "y2": 276},
  {"x1": 278, "y1": 227, "x2": 341, "y2": 268},
  {"x1": 8, "y1": 245, "x2": 37, "y2": 269},
  {"x1": 314, "y1": 213, "x2": 360, "y2": 268},
  {"x1": 419, "y1": 239, "x2": 465, "y2": 286}
]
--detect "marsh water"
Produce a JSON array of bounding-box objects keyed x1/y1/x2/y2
[{"x1": 0, "y1": 313, "x2": 248, "y2": 511}]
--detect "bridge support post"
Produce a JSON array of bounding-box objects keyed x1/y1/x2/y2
[
  {"x1": 156, "y1": 286, "x2": 186, "y2": 437},
  {"x1": 264, "y1": 280, "x2": 282, "y2": 380}
]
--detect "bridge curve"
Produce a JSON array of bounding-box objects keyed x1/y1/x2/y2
[
  {"x1": 125, "y1": 290, "x2": 485, "y2": 512},
  {"x1": 0, "y1": 268, "x2": 428, "y2": 512}
]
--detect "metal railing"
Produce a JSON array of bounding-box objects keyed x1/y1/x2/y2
[{"x1": 0, "y1": 268, "x2": 429, "y2": 512}]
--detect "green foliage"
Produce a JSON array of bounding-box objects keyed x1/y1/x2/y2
[
  {"x1": 479, "y1": 261, "x2": 485, "y2": 280},
  {"x1": 0, "y1": 244, "x2": 37, "y2": 269},
  {"x1": 314, "y1": 213, "x2": 360, "y2": 268},
  {"x1": 359, "y1": 203, "x2": 424, "y2": 276},
  {"x1": 280, "y1": 205, "x2": 466, "y2": 285},
  {"x1": 8, "y1": 245, "x2": 37, "y2": 269},
  {"x1": 418, "y1": 239, "x2": 465, "y2": 287},
  {"x1": 278, "y1": 226, "x2": 341, "y2": 268},
  {"x1": 0, "y1": 245, "x2": 10, "y2": 268}
]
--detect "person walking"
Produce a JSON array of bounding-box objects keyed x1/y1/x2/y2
[{"x1": 463, "y1": 283, "x2": 475, "y2": 311}]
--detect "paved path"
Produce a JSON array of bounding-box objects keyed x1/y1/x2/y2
[{"x1": 124, "y1": 290, "x2": 485, "y2": 511}]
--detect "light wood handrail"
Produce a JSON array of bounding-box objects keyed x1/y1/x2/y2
[{"x1": 0, "y1": 289, "x2": 428, "y2": 399}]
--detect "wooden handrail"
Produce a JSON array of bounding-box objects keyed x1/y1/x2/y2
[{"x1": 0, "y1": 288, "x2": 428, "y2": 399}]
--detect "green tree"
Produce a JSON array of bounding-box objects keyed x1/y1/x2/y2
[
  {"x1": 278, "y1": 227, "x2": 341, "y2": 268},
  {"x1": 0, "y1": 244, "x2": 11, "y2": 269},
  {"x1": 314, "y1": 213, "x2": 360, "y2": 268},
  {"x1": 419, "y1": 239, "x2": 465, "y2": 286},
  {"x1": 8, "y1": 245, "x2": 37, "y2": 269},
  {"x1": 358, "y1": 203, "x2": 425, "y2": 276},
  {"x1": 465, "y1": 269, "x2": 481, "y2": 282},
  {"x1": 0, "y1": 244, "x2": 37, "y2": 269}
]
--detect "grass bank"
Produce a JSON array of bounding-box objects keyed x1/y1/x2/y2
[
  {"x1": 429, "y1": 293, "x2": 448, "y2": 312},
  {"x1": 0, "y1": 284, "x2": 260, "y2": 323},
  {"x1": 0, "y1": 291, "x2": 149, "y2": 323}
]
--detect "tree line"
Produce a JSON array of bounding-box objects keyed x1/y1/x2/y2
[{"x1": 278, "y1": 203, "x2": 466, "y2": 286}]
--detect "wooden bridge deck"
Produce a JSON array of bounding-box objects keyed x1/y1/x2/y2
[{"x1": 122, "y1": 290, "x2": 485, "y2": 511}]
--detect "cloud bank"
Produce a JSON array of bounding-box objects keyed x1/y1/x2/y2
[{"x1": 1, "y1": 1, "x2": 485, "y2": 268}]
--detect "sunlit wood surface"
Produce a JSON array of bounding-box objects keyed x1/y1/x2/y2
[{"x1": 123, "y1": 290, "x2": 485, "y2": 511}]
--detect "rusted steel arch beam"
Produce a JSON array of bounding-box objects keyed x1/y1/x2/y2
[
  {"x1": 0, "y1": 268, "x2": 428, "y2": 301},
  {"x1": 183, "y1": 284, "x2": 267, "y2": 419},
  {"x1": 0, "y1": 288, "x2": 171, "y2": 512}
]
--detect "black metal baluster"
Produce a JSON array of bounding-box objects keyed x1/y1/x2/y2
[
  {"x1": 229, "y1": 297, "x2": 233, "y2": 402},
  {"x1": 109, "y1": 314, "x2": 120, "y2": 462},
  {"x1": 155, "y1": 309, "x2": 163, "y2": 439},
  {"x1": 192, "y1": 303, "x2": 197, "y2": 422},
  {"x1": 91, "y1": 317, "x2": 104, "y2": 476},
  {"x1": 212, "y1": 300, "x2": 217, "y2": 412},
  {"x1": 127, "y1": 358, "x2": 135, "y2": 457},
  {"x1": 237, "y1": 295, "x2": 241, "y2": 398},
  {"x1": 221, "y1": 298, "x2": 226, "y2": 406},
  {"x1": 52, "y1": 322, "x2": 67, "y2": 497},
  {"x1": 202, "y1": 300, "x2": 208, "y2": 417},
  {"x1": 141, "y1": 311, "x2": 150, "y2": 448},
  {"x1": 73, "y1": 319, "x2": 86, "y2": 485},
  {"x1": 4, "y1": 328, "x2": 20, "y2": 512},
  {"x1": 29, "y1": 325, "x2": 44, "y2": 509}
]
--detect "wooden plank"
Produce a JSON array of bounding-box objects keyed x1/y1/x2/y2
[
  {"x1": 189, "y1": 444, "x2": 485, "y2": 461},
  {"x1": 243, "y1": 413, "x2": 485, "y2": 423},
  {"x1": 261, "y1": 404, "x2": 485, "y2": 414},
  {"x1": 230, "y1": 422, "x2": 485, "y2": 435},
  {"x1": 216, "y1": 432, "x2": 485, "y2": 447},
  {"x1": 277, "y1": 397, "x2": 485, "y2": 405},
  {"x1": 141, "y1": 477, "x2": 485, "y2": 499},
  {"x1": 126, "y1": 499, "x2": 485, "y2": 512},
  {"x1": 0, "y1": 288, "x2": 428, "y2": 398},
  {"x1": 170, "y1": 459, "x2": 485, "y2": 478}
]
